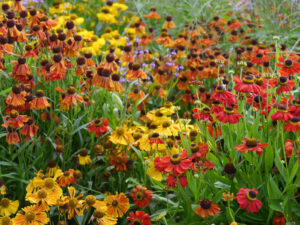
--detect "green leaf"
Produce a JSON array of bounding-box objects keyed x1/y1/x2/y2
[{"x1": 264, "y1": 145, "x2": 274, "y2": 173}]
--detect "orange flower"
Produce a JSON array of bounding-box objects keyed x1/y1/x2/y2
[
  {"x1": 109, "y1": 150, "x2": 128, "y2": 171},
  {"x1": 105, "y1": 193, "x2": 129, "y2": 217},
  {"x1": 57, "y1": 86, "x2": 83, "y2": 110},
  {"x1": 5, "y1": 84, "x2": 26, "y2": 107},
  {"x1": 99, "y1": 54, "x2": 119, "y2": 73},
  {"x1": 58, "y1": 187, "x2": 84, "y2": 220},
  {"x1": 162, "y1": 16, "x2": 176, "y2": 29},
  {"x1": 195, "y1": 199, "x2": 220, "y2": 218},
  {"x1": 30, "y1": 90, "x2": 51, "y2": 110},
  {"x1": 50, "y1": 54, "x2": 66, "y2": 75},
  {"x1": 26, "y1": 188, "x2": 61, "y2": 211},
  {"x1": 13, "y1": 204, "x2": 49, "y2": 225},
  {"x1": 126, "y1": 63, "x2": 147, "y2": 81},
  {"x1": 58, "y1": 169, "x2": 75, "y2": 187},
  {"x1": 2, "y1": 109, "x2": 28, "y2": 129},
  {"x1": 6, "y1": 125, "x2": 20, "y2": 145},
  {"x1": 145, "y1": 8, "x2": 161, "y2": 20},
  {"x1": 20, "y1": 118, "x2": 39, "y2": 137}
]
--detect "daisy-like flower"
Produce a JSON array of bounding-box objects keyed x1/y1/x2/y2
[
  {"x1": 109, "y1": 126, "x2": 133, "y2": 145},
  {"x1": 57, "y1": 86, "x2": 83, "y2": 110},
  {"x1": 105, "y1": 193, "x2": 130, "y2": 217},
  {"x1": 195, "y1": 199, "x2": 220, "y2": 218},
  {"x1": 235, "y1": 187, "x2": 262, "y2": 213},
  {"x1": 163, "y1": 15, "x2": 176, "y2": 29},
  {"x1": 20, "y1": 117, "x2": 39, "y2": 137},
  {"x1": 58, "y1": 169, "x2": 75, "y2": 187},
  {"x1": 130, "y1": 185, "x2": 153, "y2": 208},
  {"x1": 251, "y1": 52, "x2": 269, "y2": 66},
  {"x1": 275, "y1": 76, "x2": 296, "y2": 95},
  {"x1": 81, "y1": 195, "x2": 106, "y2": 212},
  {"x1": 109, "y1": 150, "x2": 128, "y2": 171},
  {"x1": 126, "y1": 63, "x2": 147, "y2": 81},
  {"x1": 166, "y1": 174, "x2": 188, "y2": 188},
  {"x1": 145, "y1": 7, "x2": 161, "y2": 20},
  {"x1": 30, "y1": 90, "x2": 51, "y2": 110},
  {"x1": 0, "y1": 216, "x2": 13, "y2": 225},
  {"x1": 92, "y1": 207, "x2": 117, "y2": 225},
  {"x1": 13, "y1": 204, "x2": 49, "y2": 225},
  {"x1": 25, "y1": 188, "x2": 60, "y2": 211},
  {"x1": 271, "y1": 105, "x2": 293, "y2": 122},
  {"x1": 234, "y1": 76, "x2": 261, "y2": 94},
  {"x1": 58, "y1": 187, "x2": 84, "y2": 220},
  {"x1": 211, "y1": 85, "x2": 237, "y2": 106},
  {"x1": 285, "y1": 116, "x2": 300, "y2": 132},
  {"x1": 276, "y1": 57, "x2": 300, "y2": 76},
  {"x1": 0, "y1": 198, "x2": 19, "y2": 216},
  {"x1": 192, "y1": 108, "x2": 213, "y2": 121},
  {"x1": 190, "y1": 142, "x2": 209, "y2": 160},
  {"x1": 154, "y1": 150, "x2": 192, "y2": 176},
  {"x1": 77, "y1": 149, "x2": 92, "y2": 166},
  {"x1": 88, "y1": 118, "x2": 109, "y2": 137},
  {"x1": 235, "y1": 138, "x2": 268, "y2": 156},
  {"x1": 6, "y1": 125, "x2": 20, "y2": 145},
  {"x1": 2, "y1": 110, "x2": 28, "y2": 129},
  {"x1": 5, "y1": 84, "x2": 26, "y2": 107},
  {"x1": 127, "y1": 211, "x2": 151, "y2": 225},
  {"x1": 216, "y1": 106, "x2": 242, "y2": 124}
]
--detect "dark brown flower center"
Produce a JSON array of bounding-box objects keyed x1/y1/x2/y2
[
  {"x1": 0, "y1": 198, "x2": 9, "y2": 208},
  {"x1": 246, "y1": 138, "x2": 258, "y2": 147},
  {"x1": 112, "y1": 200, "x2": 119, "y2": 207},
  {"x1": 25, "y1": 211, "x2": 36, "y2": 222},
  {"x1": 200, "y1": 199, "x2": 212, "y2": 209},
  {"x1": 136, "y1": 191, "x2": 144, "y2": 200},
  {"x1": 170, "y1": 154, "x2": 181, "y2": 164}
]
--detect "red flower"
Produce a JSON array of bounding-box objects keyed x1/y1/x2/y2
[
  {"x1": 234, "y1": 76, "x2": 261, "y2": 94},
  {"x1": 216, "y1": 106, "x2": 242, "y2": 124},
  {"x1": 192, "y1": 160, "x2": 215, "y2": 173},
  {"x1": 190, "y1": 142, "x2": 209, "y2": 160},
  {"x1": 192, "y1": 108, "x2": 213, "y2": 121},
  {"x1": 289, "y1": 100, "x2": 300, "y2": 116},
  {"x1": 166, "y1": 174, "x2": 187, "y2": 188},
  {"x1": 235, "y1": 187, "x2": 262, "y2": 213},
  {"x1": 271, "y1": 105, "x2": 293, "y2": 122},
  {"x1": 284, "y1": 139, "x2": 294, "y2": 158},
  {"x1": 211, "y1": 85, "x2": 237, "y2": 106},
  {"x1": 251, "y1": 52, "x2": 269, "y2": 66},
  {"x1": 276, "y1": 57, "x2": 300, "y2": 76},
  {"x1": 272, "y1": 212, "x2": 286, "y2": 225},
  {"x1": 195, "y1": 199, "x2": 220, "y2": 218},
  {"x1": 210, "y1": 100, "x2": 223, "y2": 114},
  {"x1": 235, "y1": 138, "x2": 268, "y2": 156},
  {"x1": 127, "y1": 211, "x2": 151, "y2": 225},
  {"x1": 130, "y1": 185, "x2": 153, "y2": 208},
  {"x1": 6, "y1": 125, "x2": 20, "y2": 145},
  {"x1": 88, "y1": 118, "x2": 109, "y2": 137},
  {"x1": 20, "y1": 118, "x2": 39, "y2": 137},
  {"x1": 2, "y1": 109, "x2": 28, "y2": 129},
  {"x1": 285, "y1": 116, "x2": 300, "y2": 132},
  {"x1": 154, "y1": 150, "x2": 192, "y2": 176},
  {"x1": 275, "y1": 76, "x2": 296, "y2": 95}
]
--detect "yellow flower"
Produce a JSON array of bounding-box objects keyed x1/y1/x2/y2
[
  {"x1": 93, "y1": 207, "x2": 117, "y2": 225},
  {"x1": 97, "y1": 13, "x2": 117, "y2": 24},
  {"x1": 110, "y1": 126, "x2": 133, "y2": 145},
  {"x1": 155, "y1": 120, "x2": 179, "y2": 137},
  {"x1": 0, "y1": 216, "x2": 13, "y2": 225},
  {"x1": 58, "y1": 187, "x2": 84, "y2": 220},
  {"x1": 25, "y1": 188, "x2": 61, "y2": 211},
  {"x1": 0, "y1": 198, "x2": 19, "y2": 216},
  {"x1": 112, "y1": 3, "x2": 128, "y2": 11},
  {"x1": 147, "y1": 160, "x2": 162, "y2": 181},
  {"x1": 78, "y1": 149, "x2": 92, "y2": 165},
  {"x1": 146, "y1": 109, "x2": 169, "y2": 125}
]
